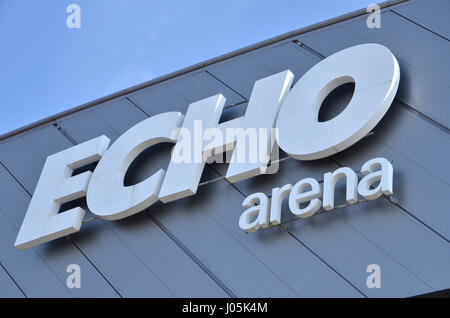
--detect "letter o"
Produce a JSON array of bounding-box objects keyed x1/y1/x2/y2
[{"x1": 276, "y1": 43, "x2": 400, "y2": 160}]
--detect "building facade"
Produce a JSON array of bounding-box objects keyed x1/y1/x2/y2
[{"x1": 0, "y1": 0, "x2": 449, "y2": 297}]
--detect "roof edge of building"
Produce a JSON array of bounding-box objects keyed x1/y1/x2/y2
[{"x1": 0, "y1": 0, "x2": 407, "y2": 141}]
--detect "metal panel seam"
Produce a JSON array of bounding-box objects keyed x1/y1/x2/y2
[
  {"x1": 0, "y1": 253, "x2": 27, "y2": 297},
  {"x1": 391, "y1": 10, "x2": 449, "y2": 42},
  {"x1": 147, "y1": 214, "x2": 236, "y2": 298},
  {"x1": 207, "y1": 164, "x2": 366, "y2": 297}
]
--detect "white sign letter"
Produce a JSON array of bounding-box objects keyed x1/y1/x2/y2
[
  {"x1": 358, "y1": 157, "x2": 393, "y2": 200},
  {"x1": 239, "y1": 193, "x2": 270, "y2": 233},
  {"x1": 323, "y1": 167, "x2": 358, "y2": 211},
  {"x1": 15, "y1": 136, "x2": 110, "y2": 250},
  {"x1": 158, "y1": 95, "x2": 225, "y2": 203},
  {"x1": 276, "y1": 44, "x2": 399, "y2": 160},
  {"x1": 289, "y1": 178, "x2": 322, "y2": 218},
  {"x1": 270, "y1": 184, "x2": 292, "y2": 225},
  {"x1": 87, "y1": 112, "x2": 184, "y2": 220}
]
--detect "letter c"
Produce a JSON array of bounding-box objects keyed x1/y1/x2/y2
[{"x1": 87, "y1": 112, "x2": 184, "y2": 220}]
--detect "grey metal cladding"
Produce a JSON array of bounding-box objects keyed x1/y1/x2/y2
[
  {"x1": 332, "y1": 102, "x2": 450, "y2": 240},
  {"x1": 393, "y1": 0, "x2": 450, "y2": 40},
  {"x1": 219, "y1": 151, "x2": 450, "y2": 295},
  {"x1": 56, "y1": 96, "x2": 148, "y2": 144},
  {"x1": 91, "y1": 97, "x2": 149, "y2": 136},
  {"x1": 220, "y1": 102, "x2": 247, "y2": 123},
  {"x1": 69, "y1": 208, "x2": 226, "y2": 297},
  {"x1": 207, "y1": 56, "x2": 273, "y2": 98},
  {"x1": 334, "y1": 195, "x2": 450, "y2": 292},
  {"x1": 148, "y1": 176, "x2": 339, "y2": 298},
  {"x1": 100, "y1": 213, "x2": 229, "y2": 298},
  {"x1": 57, "y1": 110, "x2": 119, "y2": 144},
  {"x1": 0, "y1": 262, "x2": 24, "y2": 298},
  {"x1": 373, "y1": 103, "x2": 450, "y2": 185},
  {"x1": 69, "y1": 220, "x2": 175, "y2": 297},
  {"x1": 0, "y1": 125, "x2": 73, "y2": 193},
  {"x1": 0, "y1": 210, "x2": 73, "y2": 297},
  {"x1": 0, "y1": 165, "x2": 31, "y2": 228},
  {"x1": 0, "y1": 137, "x2": 46, "y2": 195},
  {"x1": 21, "y1": 125, "x2": 73, "y2": 160},
  {"x1": 31, "y1": 232, "x2": 120, "y2": 297},
  {"x1": 287, "y1": 204, "x2": 433, "y2": 297},
  {"x1": 127, "y1": 83, "x2": 190, "y2": 115},
  {"x1": 206, "y1": 42, "x2": 321, "y2": 106},
  {"x1": 187, "y1": 171, "x2": 364, "y2": 297},
  {"x1": 127, "y1": 71, "x2": 245, "y2": 116},
  {"x1": 95, "y1": 199, "x2": 297, "y2": 297},
  {"x1": 157, "y1": 167, "x2": 436, "y2": 297},
  {"x1": 297, "y1": 10, "x2": 450, "y2": 128},
  {"x1": 250, "y1": 42, "x2": 321, "y2": 82},
  {"x1": 166, "y1": 71, "x2": 245, "y2": 105}
]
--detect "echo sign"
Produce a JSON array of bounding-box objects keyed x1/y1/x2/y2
[{"x1": 15, "y1": 43, "x2": 400, "y2": 250}]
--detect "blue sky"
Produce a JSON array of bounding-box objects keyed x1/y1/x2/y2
[{"x1": 0, "y1": 0, "x2": 374, "y2": 135}]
